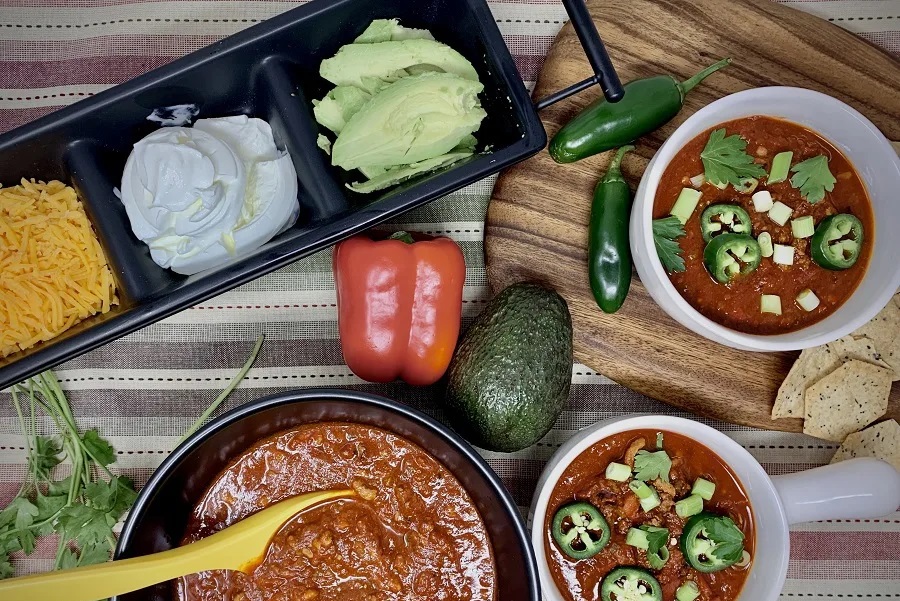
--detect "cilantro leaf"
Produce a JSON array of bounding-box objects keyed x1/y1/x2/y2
[
  {"x1": 789, "y1": 155, "x2": 835, "y2": 203},
  {"x1": 633, "y1": 450, "x2": 672, "y2": 482},
  {"x1": 700, "y1": 128, "x2": 767, "y2": 188},
  {"x1": 639, "y1": 525, "x2": 669, "y2": 555},
  {"x1": 31, "y1": 436, "x2": 62, "y2": 478},
  {"x1": 81, "y1": 430, "x2": 116, "y2": 467},
  {"x1": 57, "y1": 505, "x2": 115, "y2": 549},
  {"x1": 78, "y1": 540, "x2": 113, "y2": 567},
  {"x1": 85, "y1": 477, "x2": 137, "y2": 518},
  {"x1": 652, "y1": 217, "x2": 687, "y2": 274},
  {"x1": 703, "y1": 515, "x2": 745, "y2": 562},
  {"x1": 58, "y1": 548, "x2": 79, "y2": 570},
  {"x1": 0, "y1": 556, "x2": 13, "y2": 579}
]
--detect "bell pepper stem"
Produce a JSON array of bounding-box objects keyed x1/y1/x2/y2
[
  {"x1": 388, "y1": 231, "x2": 416, "y2": 244},
  {"x1": 679, "y1": 58, "x2": 732, "y2": 97},
  {"x1": 599, "y1": 145, "x2": 635, "y2": 185}
]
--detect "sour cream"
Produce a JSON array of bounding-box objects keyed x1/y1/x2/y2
[{"x1": 120, "y1": 115, "x2": 299, "y2": 275}]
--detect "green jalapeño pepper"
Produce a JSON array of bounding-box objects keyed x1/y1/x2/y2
[
  {"x1": 550, "y1": 58, "x2": 731, "y2": 164},
  {"x1": 680, "y1": 513, "x2": 745, "y2": 573},
  {"x1": 810, "y1": 214, "x2": 864, "y2": 270},
  {"x1": 600, "y1": 567, "x2": 663, "y2": 601},
  {"x1": 700, "y1": 204, "x2": 753, "y2": 243},
  {"x1": 589, "y1": 145, "x2": 634, "y2": 314},
  {"x1": 551, "y1": 501, "x2": 611, "y2": 560},
  {"x1": 703, "y1": 234, "x2": 761, "y2": 284}
]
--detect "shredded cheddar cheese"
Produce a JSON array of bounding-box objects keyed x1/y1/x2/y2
[{"x1": 1, "y1": 179, "x2": 118, "y2": 357}]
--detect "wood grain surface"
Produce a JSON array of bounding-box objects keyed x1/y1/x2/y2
[{"x1": 485, "y1": 0, "x2": 900, "y2": 432}]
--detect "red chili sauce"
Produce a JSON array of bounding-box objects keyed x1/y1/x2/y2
[{"x1": 177, "y1": 422, "x2": 496, "y2": 601}]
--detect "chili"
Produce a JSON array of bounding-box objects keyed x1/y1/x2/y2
[
  {"x1": 600, "y1": 567, "x2": 663, "y2": 601},
  {"x1": 703, "y1": 234, "x2": 762, "y2": 284},
  {"x1": 552, "y1": 501, "x2": 611, "y2": 560},
  {"x1": 588, "y1": 145, "x2": 634, "y2": 314},
  {"x1": 810, "y1": 213, "x2": 864, "y2": 270},
  {"x1": 549, "y1": 59, "x2": 731, "y2": 164},
  {"x1": 700, "y1": 204, "x2": 753, "y2": 242}
]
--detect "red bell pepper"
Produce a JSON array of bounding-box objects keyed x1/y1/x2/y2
[{"x1": 333, "y1": 232, "x2": 466, "y2": 386}]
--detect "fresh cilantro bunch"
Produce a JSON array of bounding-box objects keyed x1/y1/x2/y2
[{"x1": 0, "y1": 372, "x2": 137, "y2": 578}]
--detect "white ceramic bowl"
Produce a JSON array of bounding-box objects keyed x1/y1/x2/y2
[
  {"x1": 630, "y1": 87, "x2": 900, "y2": 351},
  {"x1": 528, "y1": 415, "x2": 900, "y2": 601}
]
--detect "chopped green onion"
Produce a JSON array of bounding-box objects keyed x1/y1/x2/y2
[
  {"x1": 656, "y1": 432, "x2": 664, "y2": 450},
  {"x1": 773, "y1": 243, "x2": 795, "y2": 266},
  {"x1": 606, "y1": 462, "x2": 631, "y2": 482},
  {"x1": 676, "y1": 581, "x2": 700, "y2": 601},
  {"x1": 648, "y1": 545, "x2": 670, "y2": 569},
  {"x1": 629, "y1": 480, "x2": 654, "y2": 500},
  {"x1": 767, "y1": 201, "x2": 793, "y2": 226},
  {"x1": 768, "y1": 151, "x2": 794, "y2": 184},
  {"x1": 640, "y1": 490, "x2": 661, "y2": 512},
  {"x1": 796, "y1": 289, "x2": 820, "y2": 312},
  {"x1": 670, "y1": 188, "x2": 703, "y2": 224},
  {"x1": 761, "y1": 294, "x2": 782, "y2": 315},
  {"x1": 626, "y1": 527, "x2": 650, "y2": 550},
  {"x1": 689, "y1": 174, "x2": 706, "y2": 188},
  {"x1": 691, "y1": 478, "x2": 716, "y2": 501},
  {"x1": 735, "y1": 550, "x2": 752, "y2": 568},
  {"x1": 736, "y1": 177, "x2": 759, "y2": 194},
  {"x1": 758, "y1": 232, "x2": 774, "y2": 258},
  {"x1": 674, "y1": 494, "x2": 704, "y2": 518},
  {"x1": 751, "y1": 190, "x2": 773, "y2": 212},
  {"x1": 791, "y1": 215, "x2": 815, "y2": 239}
]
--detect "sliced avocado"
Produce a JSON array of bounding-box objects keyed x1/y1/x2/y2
[
  {"x1": 312, "y1": 86, "x2": 372, "y2": 134},
  {"x1": 316, "y1": 134, "x2": 331, "y2": 155},
  {"x1": 332, "y1": 72, "x2": 485, "y2": 170},
  {"x1": 347, "y1": 150, "x2": 473, "y2": 194},
  {"x1": 354, "y1": 18, "x2": 435, "y2": 43},
  {"x1": 445, "y1": 283, "x2": 573, "y2": 453},
  {"x1": 320, "y1": 39, "x2": 480, "y2": 88}
]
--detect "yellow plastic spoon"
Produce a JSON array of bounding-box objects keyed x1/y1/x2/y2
[{"x1": 0, "y1": 489, "x2": 353, "y2": 601}]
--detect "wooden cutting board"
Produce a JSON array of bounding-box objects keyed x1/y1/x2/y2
[{"x1": 485, "y1": 0, "x2": 900, "y2": 432}]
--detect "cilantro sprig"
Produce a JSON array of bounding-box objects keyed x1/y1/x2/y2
[
  {"x1": 700, "y1": 128, "x2": 767, "y2": 188},
  {"x1": 703, "y1": 516, "x2": 745, "y2": 562},
  {"x1": 0, "y1": 372, "x2": 137, "y2": 578},
  {"x1": 789, "y1": 155, "x2": 835, "y2": 204},
  {"x1": 652, "y1": 216, "x2": 687, "y2": 274},
  {"x1": 633, "y1": 449, "x2": 672, "y2": 483}
]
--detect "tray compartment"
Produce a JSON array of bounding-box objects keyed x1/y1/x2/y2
[
  {"x1": 0, "y1": 0, "x2": 545, "y2": 391},
  {"x1": 64, "y1": 139, "x2": 181, "y2": 304},
  {"x1": 253, "y1": 56, "x2": 350, "y2": 223}
]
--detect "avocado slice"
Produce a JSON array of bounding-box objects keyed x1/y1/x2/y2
[
  {"x1": 320, "y1": 39, "x2": 480, "y2": 89},
  {"x1": 445, "y1": 283, "x2": 573, "y2": 453},
  {"x1": 331, "y1": 72, "x2": 485, "y2": 170},
  {"x1": 347, "y1": 150, "x2": 473, "y2": 194},
  {"x1": 354, "y1": 18, "x2": 435, "y2": 43},
  {"x1": 312, "y1": 86, "x2": 372, "y2": 135}
]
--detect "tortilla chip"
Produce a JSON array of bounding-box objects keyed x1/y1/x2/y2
[
  {"x1": 803, "y1": 360, "x2": 892, "y2": 442},
  {"x1": 828, "y1": 335, "x2": 892, "y2": 371},
  {"x1": 851, "y1": 296, "x2": 900, "y2": 381},
  {"x1": 831, "y1": 419, "x2": 900, "y2": 471},
  {"x1": 772, "y1": 345, "x2": 841, "y2": 419}
]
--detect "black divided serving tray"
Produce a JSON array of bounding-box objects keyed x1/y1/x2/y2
[{"x1": 0, "y1": 0, "x2": 548, "y2": 390}]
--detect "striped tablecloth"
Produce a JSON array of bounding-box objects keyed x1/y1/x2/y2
[{"x1": 1, "y1": 0, "x2": 898, "y2": 597}]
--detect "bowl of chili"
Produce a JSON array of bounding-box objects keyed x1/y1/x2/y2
[
  {"x1": 529, "y1": 415, "x2": 900, "y2": 601},
  {"x1": 113, "y1": 388, "x2": 539, "y2": 601},
  {"x1": 630, "y1": 87, "x2": 900, "y2": 351}
]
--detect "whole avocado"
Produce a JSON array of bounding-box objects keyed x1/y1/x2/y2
[{"x1": 445, "y1": 282, "x2": 573, "y2": 452}]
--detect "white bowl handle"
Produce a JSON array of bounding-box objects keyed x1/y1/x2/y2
[{"x1": 772, "y1": 458, "x2": 900, "y2": 525}]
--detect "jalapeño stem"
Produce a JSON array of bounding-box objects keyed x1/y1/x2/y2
[{"x1": 679, "y1": 58, "x2": 733, "y2": 96}]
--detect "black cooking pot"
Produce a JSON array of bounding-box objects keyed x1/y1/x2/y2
[{"x1": 113, "y1": 388, "x2": 539, "y2": 601}]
